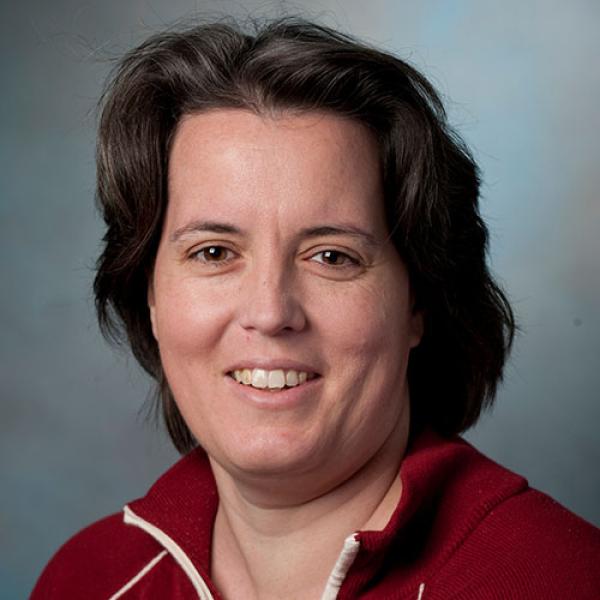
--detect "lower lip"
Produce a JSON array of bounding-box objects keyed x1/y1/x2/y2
[{"x1": 225, "y1": 375, "x2": 321, "y2": 410}]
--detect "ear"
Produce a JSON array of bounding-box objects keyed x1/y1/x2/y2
[
  {"x1": 147, "y1": 275, "x2": 158, "y2": 340},
  {"x1": 409, "y1": 308, "x2": 425, "y2": 349},
  {"x1": 408, "y1": 289, "x2": 424, "y2": 349}
]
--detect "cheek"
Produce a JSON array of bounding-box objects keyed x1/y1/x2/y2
[
  {"x1": 152, "y1": 274, "x2": 232, "y2": 356},
  {"x1": 314, "y1": 278, "x2": 412, "y2": 360},
  {"x1": 316, "y1": 280, "x2": 412, "y2": 443}
]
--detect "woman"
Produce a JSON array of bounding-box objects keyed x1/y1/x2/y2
[{"x1": 32, "y1": 19, "x2": 599, "y2": 599}]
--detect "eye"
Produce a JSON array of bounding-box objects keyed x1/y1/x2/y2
[
  {"x1": 190, "y1": 245, "x2": 236, "y2": 264},
  {"x1": 310, "y1": 249, "x2": 359, "y2": 267}
]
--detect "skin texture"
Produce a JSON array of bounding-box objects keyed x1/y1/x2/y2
[{"x1": 148, "y1": 109, "x2": 423, "y2": 598}]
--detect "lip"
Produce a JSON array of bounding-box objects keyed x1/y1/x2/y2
[{"x1": 224, "y1": 370, "x2": 322, "y2": 410}]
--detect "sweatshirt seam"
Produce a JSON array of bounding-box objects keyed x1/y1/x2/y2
[
  {"x1": 123, "y1": 505, "x2": 216, "y2": 600},
  {"x1": 107, "y1": 550, "x2": 168, "y2": 600}
]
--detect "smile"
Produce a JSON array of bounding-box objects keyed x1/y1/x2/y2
[{"x1": 229, "y1": 368, "x2": 318, "y2": 390}]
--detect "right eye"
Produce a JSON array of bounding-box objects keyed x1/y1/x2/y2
[{"x1": 189, "y1": 245, "x2": 236, "y2": 264}]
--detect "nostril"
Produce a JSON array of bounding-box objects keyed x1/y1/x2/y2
[{"x1": 237, "y1": 280, "x2": 307, "y2": 335}]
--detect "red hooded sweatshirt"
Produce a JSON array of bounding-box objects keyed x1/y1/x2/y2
[{"x1": 31, "y1": 430, "x2": 600, "y2": 599}]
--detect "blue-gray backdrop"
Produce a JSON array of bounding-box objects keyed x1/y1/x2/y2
[{"x1": 1, "y1": 1, "x2": 599, "y2": 597}]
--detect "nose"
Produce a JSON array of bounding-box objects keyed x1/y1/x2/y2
[{"x1": 237, "y1": 261, "x2": 307, "y2": 336}]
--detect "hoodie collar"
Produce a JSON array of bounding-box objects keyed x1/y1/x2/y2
[
  {"x1": 127, "y1": 430, "x2": 528, "y2": 597},
  {"x1": 338, "y1": 430, "x2": 528, "y2": 596}
]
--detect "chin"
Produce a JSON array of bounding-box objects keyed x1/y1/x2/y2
[{"x1": 213, "y1": 427, "x2": 326, "y2": 479}]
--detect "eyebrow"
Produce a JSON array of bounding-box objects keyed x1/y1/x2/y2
[
  {"x1": 298, "y1": 225, "x2": 380, "y2": 248},
  {"x1": 170, "y1": 220, "x2": 243, "y2": 243},
  {"x1": 169, "y1": 220, "x2": 380, "y2": 248}
]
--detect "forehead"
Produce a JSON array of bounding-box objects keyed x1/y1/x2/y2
[{"x1": 166, "y1": 109, "x2": 386, "y2": 232}]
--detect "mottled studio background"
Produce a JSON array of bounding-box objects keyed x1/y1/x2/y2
[{"x1": 1, "y1": 1, "x2": 599, "y2": 597}]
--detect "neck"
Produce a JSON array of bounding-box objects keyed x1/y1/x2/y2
[{"x1": 209, "y1": 414, "x2": 408, "y2": 600}]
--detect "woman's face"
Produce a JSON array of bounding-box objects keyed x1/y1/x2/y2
[{"x1": 149, "y1": 109, "x2": 422, "y2": 494}]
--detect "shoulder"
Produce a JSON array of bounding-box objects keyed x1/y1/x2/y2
[
  {"x1": 435, "y1": 487, "x2": 600, "y2": 599},
  {"x1": 394, "y1": 433, "x2": 600, "y2": 598},
  {"x1": 30, "y1": 448, "x2": 216, "y2": 599},
  {"x1": 482, "y1": 486, "x2": 600, "y2": 546},
  {"x1": 30, "y1": 511, "x2": 164, "y2": 599}
]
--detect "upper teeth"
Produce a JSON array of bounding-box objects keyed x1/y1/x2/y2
[{"x1": 231, "y1": 368, "x2": 312, "y2": 389}]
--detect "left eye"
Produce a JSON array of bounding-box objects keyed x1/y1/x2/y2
[
  {"x1": 310, "y1": 250, "x2": 358, "y2": 267},
  {"x1": 191, "y1": 245, "x2": 235, "y2": 263}
]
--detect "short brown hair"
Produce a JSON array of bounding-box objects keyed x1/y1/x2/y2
[{"x1": 94, "y1": 18, "x2": 515, "y2": 453}]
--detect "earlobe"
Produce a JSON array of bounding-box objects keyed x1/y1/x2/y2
[
  {"x1": 147, "y1": 278, "x2": 158, "y2": 340},
  {"x1": 408, "y1": 287, "x2": 424, "y2": 348},
  {"x1": 410, "y1": 309, "x2": 425, "y2": 349}
]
